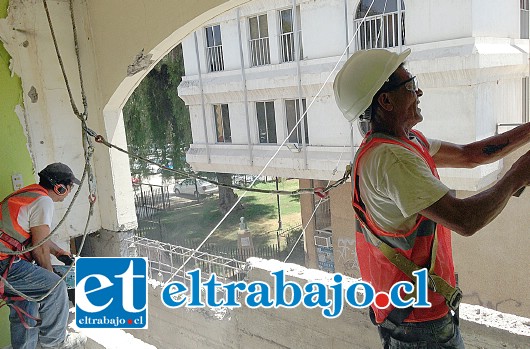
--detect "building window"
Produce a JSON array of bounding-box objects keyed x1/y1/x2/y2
[
  {"x1": 249, "y1": 14, "x2": 271, "y2": 67},
  {"x1": 205, "y1": 25, "x2": 224, "y2": 72},
  {"x1": 354, "y1": 0, "x2": 405, "y2": 50},
  {"x1": 279, "y1": 6, "x2": 303, "y2": 63},
  {"x1": 285, "y1": 99, "x2": 309, "y2": 144},
  {"x1": 256, "y1": 101, "x2": 277, "y2": 143},
  {"x1": 521, "y1": 0, "x2": 529, "y2": 38},
  {"x1": 214, "y1": 104, "x2": 231, "y2": 142}
]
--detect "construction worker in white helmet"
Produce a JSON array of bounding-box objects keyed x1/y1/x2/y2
[{"x1": 334, "y1": 48, "x2": 530, "y2": 348}]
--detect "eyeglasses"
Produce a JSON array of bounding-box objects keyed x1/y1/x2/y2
[{"x1": 386, "y1": 76, "x2": 419, "y2": 93}]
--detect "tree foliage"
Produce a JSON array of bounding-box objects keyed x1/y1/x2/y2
[
  {"x1": 123, "y1": 44, "x2": 191, "y2": 179},
  {"x1": 123, "y1": 45, "x2": 242, "y2": 212}
]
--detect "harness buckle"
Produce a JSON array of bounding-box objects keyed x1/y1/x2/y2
[{"x1": 447, "y1": 287, "x2": 463, "y2": 312}]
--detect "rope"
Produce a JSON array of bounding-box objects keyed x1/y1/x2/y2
[
  {"x1": 0, "y1": 0, "x2": 96, "y2": 302},
  {"x1": 90, "y1": 129, "x2": 350, "y2": 197},
  {"x1": 283, "y1": 0, "x2": 381, "y2": 261},
  {"x1": 374, "y1": 0, "x2": 390, "y2": 46},
  {"x1": 284, "y1": 123, "x2": 354, "y2": 262},
  {"x1": 42, "y1": 0, "x2": 87, "y2": 120}
]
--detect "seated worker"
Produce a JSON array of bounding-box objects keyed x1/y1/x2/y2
[{"x1": 0, "y1": 163, "x2": 87, "y2": 349}]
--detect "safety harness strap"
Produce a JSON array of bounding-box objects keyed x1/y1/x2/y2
[
  {"x1": 0, "y1": 230, "x2": 32, "y2": 261},
  {"x1": 362, "y1": 226, "x2": 462, "y2": 311},
  {"x1": 0, "y1": 256, "x2": 43, "y2": 329}
]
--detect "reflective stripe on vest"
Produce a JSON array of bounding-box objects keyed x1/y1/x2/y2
[
  {"x1": 0, "y1": 184, "x2": 49, "y2": 259},
  {"x1": 352, "y1": 130, "x2": 456, "y2": 324}
]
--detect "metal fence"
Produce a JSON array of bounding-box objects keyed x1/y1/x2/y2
[
  {"x1": 354, "y1": 10, "x2": 405, "y2": 50},
  {"x1": 179, "y1": 240, "x2": 281, "y2": 261},
  {"x1": 134, "y1": 183, "x2": 170, "y2": 219},
  {"x1": 137, "y1": 217, "x2": 164, "y2": 240},
  {"x1": 126, "y1": 235, "x2": 248, "y2": 285},
  {"x1": 135, "y1": 221, "x2": 305, "y2": 263}
]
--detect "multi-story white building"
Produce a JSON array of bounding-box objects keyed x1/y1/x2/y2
[{"x1": 178, "y1": 0, "x2": 530, "y2": 317}]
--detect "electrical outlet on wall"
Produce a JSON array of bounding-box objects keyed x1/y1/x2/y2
[{"x1": 12, "y1": 174, "x2": 23, "y2": 191}]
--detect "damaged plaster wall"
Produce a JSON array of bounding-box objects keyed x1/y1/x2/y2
[
  {"x1": 0, "y1": 0, "x2": 103, "y2": 243},
  {"x1": 0, "y1": 0, "x2": 34, "y2": 199}
]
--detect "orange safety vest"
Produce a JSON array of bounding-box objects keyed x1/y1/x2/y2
[
  {"x1": 0, "y1": 184, "x2": 50, "y2": 261},
  {"x1": 352, "y1": 130, "x2": 456, "y2": 324}
]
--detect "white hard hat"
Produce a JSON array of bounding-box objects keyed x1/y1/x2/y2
[{"x1": 333, "y1": 48, "x2": 411, "y2": 122}]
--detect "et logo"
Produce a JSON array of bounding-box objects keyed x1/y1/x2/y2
[{"x1": 75, "y1": 257, "x2": 148, "y2": 329}]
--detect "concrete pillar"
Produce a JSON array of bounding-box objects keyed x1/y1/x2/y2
[{"x1": 79, "y1": 229, "x2": 135, "y2": 257}]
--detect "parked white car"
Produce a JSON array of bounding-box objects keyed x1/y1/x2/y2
[{"x1": 174, "y1": 178, "x2": 218, "y2": 197}]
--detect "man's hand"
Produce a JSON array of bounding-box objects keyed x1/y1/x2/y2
[
  {"x1": 48, "y1": 240, "x2": 74, "y2": 265},
  {"x1": 48, "y1": 240, "x2": 71, "y2": 257}
]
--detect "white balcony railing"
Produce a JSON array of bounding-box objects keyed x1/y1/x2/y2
[
  {"x1": 207, "y1": 45, "x2": 224, "y2": 72},
  {"x1": 354, "y1": 10, "x2": 405, "y2": 50},
  {"x1": 280, "y1": 31, "x2": 303, "y2": 63},
  {"x1": 249, "y1": 37, "x2": 271, "y2": 67}
]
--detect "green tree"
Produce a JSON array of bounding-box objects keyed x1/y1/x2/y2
[
  {"x1": 124, "y1": 45, "x2": 242, "y2": 213},
  {"x1": 123, "y1": 44, "x2": 191, "y2": 180}
]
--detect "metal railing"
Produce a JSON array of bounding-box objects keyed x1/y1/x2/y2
[
  {"x1": 207, "y1": 45, "x2": 224, "y2": 72},
  {"x1": 354, "y1": 10, "x2": 405, "y2": 50},
  {"x1": 280, "y1": 31, "x2": 303, "y2": 63},
  {"x1": 249, "y1": 37, "x2": 271, "y2": 66},
  {"x1": 126, "y1": 235, "x2": 248, "y2": 285},
  {"x1": 133, "y1": 183, "x2": 170, "y2": 219}
]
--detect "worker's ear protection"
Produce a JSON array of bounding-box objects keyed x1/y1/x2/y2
[
  {"x1": 39, "y1": 171, "x2": 68, "y2": 196},
  {"x1": 53, "y1": 183, "x2": 68, "y2": 196}
]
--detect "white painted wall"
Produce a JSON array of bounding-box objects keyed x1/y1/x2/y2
[
  {"x1": 407, "y1": 0, "x2": 474, "y2": 45},
  {"x1": 305, "y1": 93, "x2": 351, "y2": 147},
  {"x1": 301, "y1": 0, "x2": 345, "y2": 60},
  {"x1": 182, "y1": 36, "x2": 200, "y2": 76},
  {"x1": 472, "y1": 0, "x2": 519, "y2": 38}
]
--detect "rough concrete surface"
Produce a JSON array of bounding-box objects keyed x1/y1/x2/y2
[{"x1": 120, "y1": 260, "x2": 530, "y2": 349}]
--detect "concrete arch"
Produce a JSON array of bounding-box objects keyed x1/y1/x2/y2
[{"x1": 94, "y1": 0, "x2": 250, "y2": 111}]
